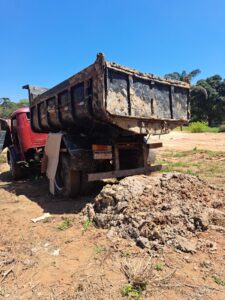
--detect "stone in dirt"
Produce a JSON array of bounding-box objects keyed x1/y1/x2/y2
[
  {"x1": 175, "y1": 236, "x2": 196, "y2": 253},
  {"x1": 85, "y1": 172, "x2": 225, "y2": 251}
]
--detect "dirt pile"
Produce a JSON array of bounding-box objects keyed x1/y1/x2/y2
[{"x1": 86, "y1": 173, "x2": 225, "y2": 252}]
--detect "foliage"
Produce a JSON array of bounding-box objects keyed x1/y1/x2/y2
[
  {"x1": 94, "y1": 245, "x2": 106, "y2": 254},
  {"x1": 188, "y1": 121, "x2": 210, "y2": 133},
  {"x1": 165, "y1": 69, "x2": 201, "y2": 83},
  {"x1": 176, "y1": 124, "x2": 219, "y2": 133},
  {"x1": 176, "y1": 122, "x2": 219, "y2": 133},
  {"x1": 82, "y1": 218, "x2": 92, "y2": 234},
  {"x1": 57, "y1": 217, "x2": 72, "y2": 230},
  {"x1": 154, "y1": 262, "x2": 164, "y2": 271},
  {"x1": 212, "y1": 275, "x2": 225, "y2": 286},
  {"x1": 190, "y1": 75, "x2": 225, "y2": 126},
  {"x1": 121, "y1": 284, "x2": 143, "y2": 300},
  {"x1": 0, "y1": 98, "x2": 29, "y2": 118}
]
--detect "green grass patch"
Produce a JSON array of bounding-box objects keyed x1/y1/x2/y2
[
  {"x1": 212, "y1": 275, "x2": 225, "y2": 286},
  {"x1": 94, "y1": 245, "x2": 106, "y2": 254},
  {"x1": 154, "y1": 262, "x2": 164, "y2": 271},
  {"x1": 121, "y1": 284, "x2": 143, "y2": 300},
  {"x1": 82, "y1": 218, "x2": 93, "y2": 234},
  {"x1": 57, "y1": 217, "x2": 72, "y2": 231},
  {"x1": 158, "y1": 147, "x2": 225, "y2": 186},
  {"x1": 176, "y1": 122, "x2": 219, "y2": 133}
]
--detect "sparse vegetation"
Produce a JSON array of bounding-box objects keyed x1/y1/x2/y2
[
  {"x1": 121, "y1": 284, "x2": 143, "y2": 300},
  {"x1": 82, "y1": 218, "x2": 93, "y2": 234},
  {"x1": 212, "y1": 275, "x2": 225, "y2": 286},
  {"x1": 42, "y1": 216, "x2": 51, "y2": 223},
  {"x1": 57, "y1": 217, "x2": 72, "y2": 230},
  {"x1": 154, "y1": 262, "x2": 164, "y2": 271},
  {"x1": 177, "y1": 122, "x2": 219, "y2": 133},
  {"x1": 121, "y1": 250, "x2": 131, "y2": 257},
  {"x1": 94, "y1": 245, "x2": 106, "y2": 254},
  {"x1": 121, "y1": 256, "x2": 153, "y2": 293},
  {"x1": 157, "y1": 148, "x2": 225, "y2": 186}
]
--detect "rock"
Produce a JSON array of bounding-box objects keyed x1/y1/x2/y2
[
  {"x1": 209, "y1": 210, "x2": 225, "y2": 227},
  {"x1": 193, "y1": 212, "x2": 209, "y2": 231},
  {"x1": 184, "y1": 256, "x2": 191, "y2": 263},
  {"x1": 176, "y1": 237, "x2": 196, "y2": 253},
  {"x1": 116, "y1": 201, "x2": 128, "y2": 212},
  {"x1": 136, "y1": 237, "x2": 150, "y2": 249},
  {"x1": 106, "y1": 228, "x2": 117, "y2": 241},
  {"x1": 94, "y1": 214, "x2": 110, "y2": 227},
  {"x1": 200, "y1": 260, "x2": 211, "y2": 268},
  {"x1": 211, "y1": 200, "x2": 223, "y2": 209},
  {"x1": 85, "y1": 204, "x2": 95, "y2": 220},
  {"x1": 205, "y1": 240, "x2": 217, "y2": 251}
]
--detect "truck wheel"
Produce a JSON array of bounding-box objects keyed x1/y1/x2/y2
[
  {"x1": 54, "y1": 154, "x2": 81, "y2": 197},
  {"x1": 9, "y1": 152, "x2": 23, "y2": 180}
]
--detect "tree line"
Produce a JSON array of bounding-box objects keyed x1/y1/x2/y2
[
  {"x1": 0, "y1": 98, "x2": 29, "y2": 119},
  {"x1": 165, "y1": 70, "x2": 225, "y2": 126}
]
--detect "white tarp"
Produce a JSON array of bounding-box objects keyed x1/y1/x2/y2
[{"x1": 44, "y1": 133, "x2": 63, "y2": 194}]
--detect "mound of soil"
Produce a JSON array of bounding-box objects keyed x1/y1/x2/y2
[{"x1": 86, "y1": 173, "x2": 225, "y2": 252}]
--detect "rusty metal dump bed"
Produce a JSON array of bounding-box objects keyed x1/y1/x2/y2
[{"x1": 24, "y1": 53, "x2": 190, "y2": 135}]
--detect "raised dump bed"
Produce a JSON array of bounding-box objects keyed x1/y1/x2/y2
[{"x1": 24, "y1": 53, "x2": 189, "y2": 135}]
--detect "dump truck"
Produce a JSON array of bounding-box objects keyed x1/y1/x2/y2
[
  {"x1": 0, "y1": 107, "x2": 48, "y2": 179},
  {"x1": 24, "y1": 53, "x2": 190, "y2": 197}
]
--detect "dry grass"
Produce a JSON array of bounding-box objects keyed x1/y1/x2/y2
[
  {"x1": 157, "y1": 148, "x2": 225, "y2": 186},
  {"x1": 121, "y1": 255, "x2": 154, "y2": 288}
]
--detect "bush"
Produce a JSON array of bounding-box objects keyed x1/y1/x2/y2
[
  {"x1": 188, "y1": 122, "x2": 208, "y2": 133},
  {"x1": 218, "y1": 124, "x2": 225, "y2": 132}
]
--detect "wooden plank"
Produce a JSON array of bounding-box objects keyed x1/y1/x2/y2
[
  {"x1": 88, "y1": 165, "x2": 164, "y2": 182},
  {"x1": 148, "y1": 142, "x2": 163, "y2": 149}
]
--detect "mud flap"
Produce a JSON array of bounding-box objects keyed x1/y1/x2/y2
[{"x1": 44, "y1": 133, "x2": 63, "y2": 195}]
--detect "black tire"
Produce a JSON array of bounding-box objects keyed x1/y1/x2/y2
[
  {"x1": 54, "y1": 154, "x2": 81, "y2": 197},
  {"x1": 9, "y1": 152, "x2": 24, "y2": 180}
]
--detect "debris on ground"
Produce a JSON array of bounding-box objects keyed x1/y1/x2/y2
[
  {"x1": 86, "y1": 172, "x2": 225, "y2": 252},
  {"x1": 31, "y1": 213, "x2": 51, "y2": 223}
]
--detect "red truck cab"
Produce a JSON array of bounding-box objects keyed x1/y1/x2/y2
[{"x1": 0, "y1": 107, "x2": 48, "y2": 179}]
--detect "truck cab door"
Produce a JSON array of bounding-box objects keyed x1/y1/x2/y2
[{"x1": 0, "y1": 118, "x2": 12, "y2": 153}]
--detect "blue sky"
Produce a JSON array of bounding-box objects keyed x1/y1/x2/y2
[{"x1": 0, "y1": 0, "x2": 225, "y2": 101}]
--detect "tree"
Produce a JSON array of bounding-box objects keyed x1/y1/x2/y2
[
  {"x1": 165, "y1": 69, "x2": 201, "y2": 83},
  {"x1": 0, "y1": 98, "x2": 29, "y2": 119},
  {"x1": 190, "y1": 75, "x2": 225, "y2": 126}
]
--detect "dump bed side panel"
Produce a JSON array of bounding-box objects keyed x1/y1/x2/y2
[{"x1": 106, "y1": 67, "x2": 189, "y2": 121}]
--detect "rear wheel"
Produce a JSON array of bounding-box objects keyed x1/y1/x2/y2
[{"x1": 54, "y1": 154, "x2": 81, "y2": 197}]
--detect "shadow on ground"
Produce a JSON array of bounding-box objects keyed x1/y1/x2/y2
[{"x1": 0, "y1": 170, "x2": 104, "y2": 215}]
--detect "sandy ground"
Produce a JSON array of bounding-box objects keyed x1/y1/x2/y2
[
  {"x1": 151, "y1": 131, "x2": 225, "y2": 151},
  {"x1": 0, "y1": 132, "x2": 225, "y2": 299}
]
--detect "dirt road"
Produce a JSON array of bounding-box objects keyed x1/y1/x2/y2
[
  {"x1": 152, "y1": 131, "x2": 225, "y2": 151},
  {"x1": 0, "y1": 132, "x2": 225, "y2": 299}
]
